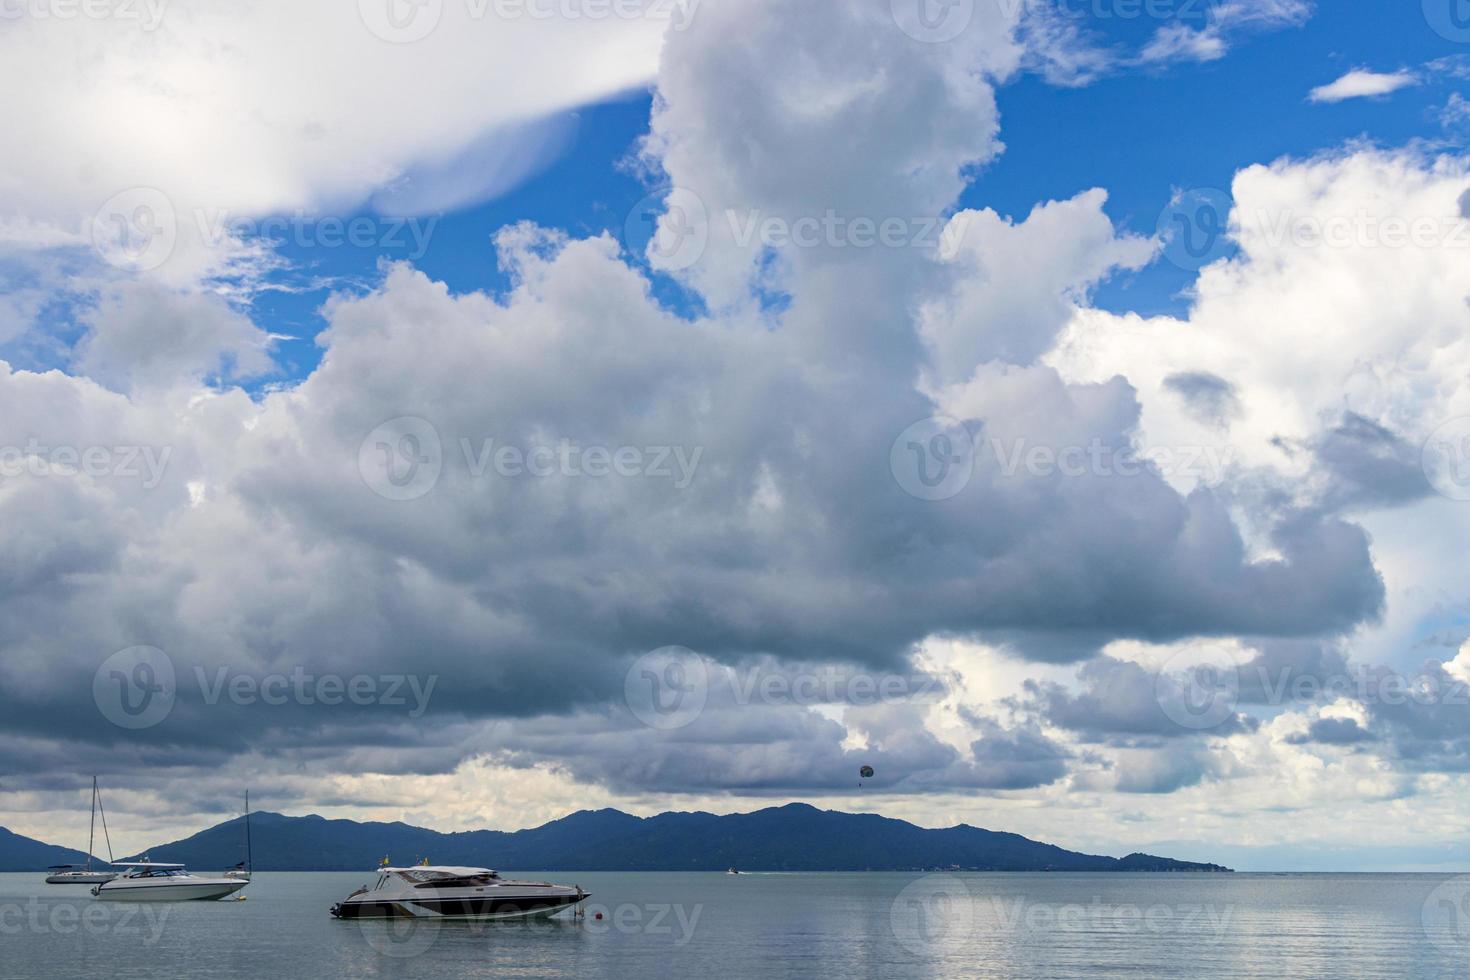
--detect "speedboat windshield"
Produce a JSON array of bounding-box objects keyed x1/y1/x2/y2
[{"x1": 393, "y1": 869, "x2": 500, "y2": 888}]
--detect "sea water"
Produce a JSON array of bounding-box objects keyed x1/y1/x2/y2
[{"x1": 3, "y1": 871, "x2": 1468, "y2": 978}]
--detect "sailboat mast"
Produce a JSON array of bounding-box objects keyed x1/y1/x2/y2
[
  {"x1": 96, "y1": 785, "x2": 114, "y2": 864},
  {"x1": 244, "y1": 790, "x2": 252, "y2": 872},
  {"x1": 86, "y1": 776, "x2": 97, "y2": 872}
]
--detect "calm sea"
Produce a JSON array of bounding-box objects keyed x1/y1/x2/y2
[{"x1": 4, "y1": 871, "x2": 1470, "y2": 978}]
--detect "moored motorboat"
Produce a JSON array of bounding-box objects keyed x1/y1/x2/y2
[
  {"x1": 91, "y1": 862, "x2": 250, "y2": 901},
  {"x1": 46, "y1": 867, "x2": 117, "y2": 885},
  {"x1": 330, "y1": 866, "x2": 587, "y2": 920}
]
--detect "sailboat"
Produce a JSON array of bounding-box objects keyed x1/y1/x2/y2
[
  {"x1": 225, "y1": 791, "x2": 252, "y2": 881},
  {"x1": 45, "y1": 777, "x2": 117, "y2": 885}
]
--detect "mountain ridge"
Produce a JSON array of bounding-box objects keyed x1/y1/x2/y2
[
  {"x1": 0, "y1": 803, "x2": 1231, "y2": 873},
  {"x1": 0, "y1": 826, "x2": 101, "y2": 872}
]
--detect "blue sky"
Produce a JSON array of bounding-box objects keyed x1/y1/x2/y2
[{"x1": 240, "y1": 0, "x2": 1470, "y2": 385}]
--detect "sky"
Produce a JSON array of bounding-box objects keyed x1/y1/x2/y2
[{"x1": 0, "y1": 0, "x2": 1468, "y2": 873}]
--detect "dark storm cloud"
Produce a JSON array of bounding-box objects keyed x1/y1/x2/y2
[
  {"x1": 1112, "y1": 747, "x2": 1213, "y2": 794},
  {"x1": 1163, "y1": 371, "x2": 1242, "y2": 427},
  {"x1": 1025, "y1": 657, "x2": 1258, "y2": 741},
  {"x1": 1308, "y1": 413, "x2": 1431, "y2": 514},
  {"x1": 1285, "y1": 716, "x2": 1377, "y2": 745}
]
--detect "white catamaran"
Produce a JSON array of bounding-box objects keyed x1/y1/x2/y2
[{"x1": 45, "y1": 776, "x2": 117, "y2": 885}]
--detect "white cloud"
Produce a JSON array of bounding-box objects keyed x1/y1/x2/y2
[{"x1": 1309, "y1": 69, "x2": 1419, "y2": 104}]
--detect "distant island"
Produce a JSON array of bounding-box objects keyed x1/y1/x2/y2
[{"x1": 0, "y1": 802, "x2": 1231, "y2": 873}]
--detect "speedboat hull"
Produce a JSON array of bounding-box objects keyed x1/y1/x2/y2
[
  {"x1": 331, "y1": 889, "x2": 584, "y2": 920},
  {"x1": 92, "y1": 877, "x2": 249, "y2": 901}
]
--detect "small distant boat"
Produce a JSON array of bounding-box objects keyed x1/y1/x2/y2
[
  {"x1": 46, "y1": 776, "x2": 117, "y2": 885},
  {"x1": 46, "y1": 866, "x2": 116, "y2": 885},
  {"x1": 92, "y1": 861, "x2": 250, "y2": 901},
  {"x1": 330, "y1": 865, "x2": 587, "y2": 920},
  {"x1": 727, "y1": 868, "x2": 741, "y2": 875}
]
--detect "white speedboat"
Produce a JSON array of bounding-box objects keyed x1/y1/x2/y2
[
  {"x1": 91, "y1": 862, "x2": 250, "y2": 901},
  {"x1": 46, "y1": 776, "x2": 117, "y2": 885},
  {"x1": 330, "y1": 866, "x2": 587, "y2": 920}
]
